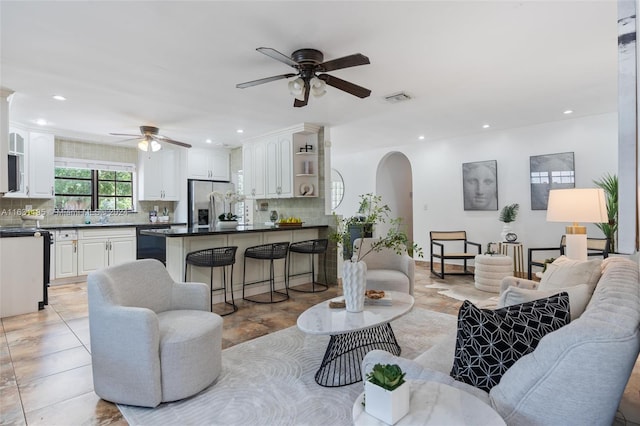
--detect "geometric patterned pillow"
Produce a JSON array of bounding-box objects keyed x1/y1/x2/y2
[{"x1": 450, "y1": 293, "x2": 570, "y2": 392}]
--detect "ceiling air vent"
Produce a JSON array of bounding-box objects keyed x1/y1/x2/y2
[{"x1": 384, "y1": 92, "x2": 412, "y2": 104}]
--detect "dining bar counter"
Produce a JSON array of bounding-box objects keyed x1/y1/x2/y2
[{"x1": 144, "y1": 223, "x2": 330, "y2": 303}]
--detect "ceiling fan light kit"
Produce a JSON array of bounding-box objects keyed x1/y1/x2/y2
[
  {"x1": 236, "y1": 47, "x2": 371, "y2": 107},
  {"x1": 110, "y1": 125, "x2": 192, "y2": 151}
]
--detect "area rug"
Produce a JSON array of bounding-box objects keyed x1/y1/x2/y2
[
  {"x1": 118, "y1": 308, "x2": 457, "y2": 426},
  {"x1": 425, "y1": 283, "x2": 495, "y2": 304}
]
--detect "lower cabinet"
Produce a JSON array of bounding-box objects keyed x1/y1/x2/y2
[
  {"x1": 77, "y1": 228, "x2": 136, "y2": 276},
  {"x1": 55, "y1": 239, "x2": 78, "y2": 279}
]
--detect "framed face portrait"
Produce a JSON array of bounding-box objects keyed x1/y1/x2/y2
[
  {"x1": 529, "y1": 152, "x2": 575, "y2": 210},
  {"x1": 462, "y1": 160, "x2": 498, "y2": 211}
]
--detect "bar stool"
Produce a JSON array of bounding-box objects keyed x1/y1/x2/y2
[
  {"x1": 185, "y1": 246, "x2": 238, "y2": 316},
  {"x1": 287, "y1": 239, "x2": 329, "y2": 293},
  {"x1": 242, "y1": 242, "x2": 290, "y2": 304}
]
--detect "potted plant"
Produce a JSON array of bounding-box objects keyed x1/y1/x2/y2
[
  {"x1": 211, "y1": 190, "x2": 245, "y2": 228},
  {"x1": 499, "y1": 203, "x2": 519, "y2": 242},
  {"x1": 364, "y1": 363, "x2": 410, "y2": 425},
  {"x1": 330, "y1": 193, "x2": 422, "y2": 312},
  {"x1": 593, "y1": 173, "x2": 618, "y2": 253}
]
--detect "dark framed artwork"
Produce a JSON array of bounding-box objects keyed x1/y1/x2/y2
[
  {"x1": 462, "y1": 160, "x2": 498, "y2": 211},
  {"x1": 529, "y1": 152, "x2": 575, "y2": 210}
]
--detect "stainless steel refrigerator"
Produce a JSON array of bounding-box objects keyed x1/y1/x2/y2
[{"x1": 187, "y1": 179, "x2": 235, "y2": 227}]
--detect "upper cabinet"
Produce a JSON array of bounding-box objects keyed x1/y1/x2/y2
[
  {"x1": 242, "y1": 123, "x2": 320, "y2": 199},
  {"x1": 187, "y1": 148, "x2": 230, "y2": 181},
  {"x1": 138, "y1": 148, "x2": 180, "y2": 201},
  {"x1": 265, "y1": 133, "x2": 292, "y2": 198},
  {"x1": 243, "y1": 141, "x2": 266, "y2": 199},
  {"x1": 4, "y1": 127, "x2": 54, "y2": 199}
]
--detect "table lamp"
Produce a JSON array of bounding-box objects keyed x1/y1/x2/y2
[{"x1": 546, "y1": 188, "x2": 608, "y2": 261}]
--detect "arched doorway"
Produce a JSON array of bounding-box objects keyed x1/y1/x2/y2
[{"x1": 375, "y1": 152, "x2": 413, "y2": 247}]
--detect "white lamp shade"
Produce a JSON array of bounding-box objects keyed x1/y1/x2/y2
[
  {"x1": 138, "y1": 139, "x2": 149, "y2": 152},
  {"x1": 546, "y1": 188, "x2": 608, "y2": 224},
  {"x1": 310, "y1": 77, "x2": 326, "y2": 97},
  {"x1": 288, "y1": 78, "x2": 304, "y2": 98}
]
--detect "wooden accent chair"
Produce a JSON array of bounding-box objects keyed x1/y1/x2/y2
[
  {"x1": 527, "y1": 236, "x2": 609, "y2": 279},
  {"x1": 430, "y1": 231, "x2": 481, "y2": 279}
]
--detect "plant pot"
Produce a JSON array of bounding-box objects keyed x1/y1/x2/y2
[
  {"x1": 364, "y1": 380, "x2": 410, "y2": 425},
  {"x1": 500, "y1": 223, "x2": 512, "y2": 242},
  {"x1": 342, "y1": 260, "x2": 367, "y2": 312},
  {"x1": 216, "y1": 220, "x2": 238, "y2": 229}
]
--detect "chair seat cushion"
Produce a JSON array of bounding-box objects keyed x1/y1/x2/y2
[
  {"x1": 366, "y1": 269, "x2": 410, "y2": 293},
  {"x1": 157, "y1": 310, "x2": 223, "y2": 402}
]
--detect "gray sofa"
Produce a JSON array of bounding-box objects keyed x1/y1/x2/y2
[{"x1": 362, "y1": 257, "x2": 640, "y2": 425}]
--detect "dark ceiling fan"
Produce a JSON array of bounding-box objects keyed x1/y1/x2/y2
[
  {"x1": 236, "y1": 47, "x2": 371, "y2": 107},
  {"x1": 110, "y1": 125, "x2": 192, "y2": 151}
]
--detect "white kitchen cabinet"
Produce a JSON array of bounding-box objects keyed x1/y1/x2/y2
[
  {"x1": 187, "y1": 148, "x2": 230, "y2": 181},
  {"x1": 265, "y1": 134, "x2": 293, "y2": 198},
  {"x1": 242, "y1": 141, "x2": 265, "y2": 199},
  {"x1": 56, "y1": 239, "x2": 78, "y2": 279},
  {"x1": 77, "y1": 228, "x2": 136, "y2": 275},
  {"x1": 4, "y1": 128, "x2": 54, "y2": 199},
  {"x1": 242, "y1": 123, "x2": 320, "y2": 200},
  {"x1": 138, "y1": 148, "x2": 179, "y2": 200}
]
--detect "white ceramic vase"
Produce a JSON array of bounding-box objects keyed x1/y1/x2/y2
[
  {"x1": 364, "y1": 380, "x2": 410, "y2": 425},
  {"x1": 500, "y1": 223, "x2": 512, "y2": 242},
  {"x1": 342, "y1": 260, "x2": 367, "y2": 312}
]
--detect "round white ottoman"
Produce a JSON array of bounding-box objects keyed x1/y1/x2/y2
[{"x1": 474, "y1": 254, "x2": 513, "y2": 293}]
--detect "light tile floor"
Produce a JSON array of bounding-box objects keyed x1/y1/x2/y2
[{"x1": 1, "y1": 263, "x2": 638, "y2": 425}]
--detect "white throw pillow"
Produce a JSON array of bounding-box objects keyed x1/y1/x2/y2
[
  {"x1": 539, "y1": 255, "x2": 602, "y2": 294},
  {"x1": 498, "y1": 284, "x2": 591, "y2": 320}
]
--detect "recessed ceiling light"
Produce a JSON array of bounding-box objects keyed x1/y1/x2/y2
[
  {"x1": 206, "y1": 139, "x2": 212, "y2": 144},
  {"x1": 236, "y1": 129, "x2": 244, "y2": 134},
  {"x1": 52, "y1": 95, "x2": 66, "y2": 101},
  {"x1": 35, "y1": 118, "x2": 48, "y2": 126},
  {"x1": 563, "y1": 109, "x2": 573, "y2": 115},
  {"x1": 482, "y1": 124, "x2": 490, "y2": 129},
  {"x1": 418, "y1": 135, "x2": 425, "y2": 140}
]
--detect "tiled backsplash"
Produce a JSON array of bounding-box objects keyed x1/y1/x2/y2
[{"x1": 0, "y1": 138, "x2": 176, "y2": 227}]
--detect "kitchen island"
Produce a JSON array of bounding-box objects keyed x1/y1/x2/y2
[{"x1": 141, "y1": 224, "x2": 329, "y2": 303}]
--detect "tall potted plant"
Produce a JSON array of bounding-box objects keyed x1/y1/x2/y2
[
  {"x1": 593, "y1": 173, "x2": 618, "y2": 253},
  {"x1": 331, "y1": 193, "x2": 422, "y2": 312}
]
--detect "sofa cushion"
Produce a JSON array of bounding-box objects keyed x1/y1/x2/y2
[
  {"x1": 450, "y1": 293, "x2": 570, "y2": 392},
  {"x1": 498, "y1": 284, "x2": 590, "y2": 320},
  {"x1": 539, "y1": 256, "x2": 602, "y2": 294}
]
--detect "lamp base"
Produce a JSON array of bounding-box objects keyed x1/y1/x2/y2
[{"x1": 565, "y1": 234, "x2": 587, "y2": 261}]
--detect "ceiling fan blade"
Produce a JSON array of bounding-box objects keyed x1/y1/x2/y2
[
  {"x1": 293, "y1": 80, "x2": 310, "y2": 108},
  {"x1": 114, "y1": 137, "x2": 142, "y2": 144},
  {"x1": 317, "y1": 74, "x2": 371, "y2": 98},
  {"x1": 236, "y1": 73, "x2": 297, "y2": 89},
  {"x1": 256, "y1": 47, "x2": 299, "y2": 68},
  {"x1": 151, "y1": 135, "x2": 192, "y2": 149},
  {"x1": 109, "y1": 133, "x2": 141, "y2": 137},
  {"x1": 318, "y1": 53, "x2": 370, "y2": 72}
]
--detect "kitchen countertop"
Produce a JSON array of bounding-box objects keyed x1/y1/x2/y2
[
  {"x1": 41, "y1": 222, "x2": 186, "y2": 230},
  {"x1": 140, "y1": 224, "x2": 328, "y2": 237}
]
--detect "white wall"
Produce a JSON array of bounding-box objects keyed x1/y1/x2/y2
[{"x1": 332, "y1": 112, "x2": 618, "y2": 258}]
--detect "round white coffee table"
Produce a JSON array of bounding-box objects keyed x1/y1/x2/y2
[
  {"x1": 352, "y1": 380, "x2": 505, "y2": 425},
  {"x1": 297, "y1": 291, "x2": 414, "y2": 387},
  {"x1": 474, "y1": 254, "x2": 513, "y2": 293}
]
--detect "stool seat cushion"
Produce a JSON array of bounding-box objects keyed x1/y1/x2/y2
[
  {"x1": 157, "y1": 310, "x2": 223, "y2": 401},
  {"x1": 366, "y1": 270, "x2": 411, "y2": 294}
]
